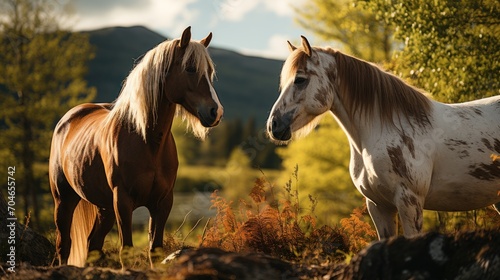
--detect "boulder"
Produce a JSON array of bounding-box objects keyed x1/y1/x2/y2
[
  {"x1": 165, "y1": 247, "x2": 298, "y2": 279},
  {"x1": 340, "y1": 231, "x2": 500, "y2": 280}
]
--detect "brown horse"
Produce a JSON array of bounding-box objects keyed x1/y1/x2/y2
[{"x1": 49, "y1": 26, "x2": 223, "y2": 267}]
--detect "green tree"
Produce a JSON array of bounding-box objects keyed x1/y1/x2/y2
[
  {"x1": 366, "y1": 0, "x2": 500, "y2": 102},
  {"x1": 221, "y1": 147, "x2": 253, "y2": 202},
  {"x1": 171, "y1": 118, "x2": 201, "y2": 165},
  {"x1": 0, "y1": 0, "x2": 95, "y2": 229},
  {"x1": 295, "y1": 0, "x2": 395, "y2": 62},
  {"x1": 277, "y1": 116, "x2": 364, "y2": 224}
]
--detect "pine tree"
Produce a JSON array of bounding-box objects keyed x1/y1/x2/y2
[{"x1": 0, "y1": 0, "x2": 95, "y2": 229}]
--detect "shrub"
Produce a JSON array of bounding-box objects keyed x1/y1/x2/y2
[{"x1": 199, "y1": 170, "x2": 376, "y2": 264}]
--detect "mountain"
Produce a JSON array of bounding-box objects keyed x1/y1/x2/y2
[{"x1": 83, "y1": 26, "x2": 284, "y2": 125}]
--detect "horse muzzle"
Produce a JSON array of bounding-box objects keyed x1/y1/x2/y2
[
  {"x1": 267, "y1": 111, "x2": 293, "y2": 142},
  {"x1": 198, "y1": 105, "x2": 223, "y2": 127}
]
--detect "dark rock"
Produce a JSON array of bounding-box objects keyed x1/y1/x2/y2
[
  {"x1": 340, "y1": 231, "x2": 500, "y2": 280},
  {"x1": 166, "y1": 247, "x2": 298, "y2": 280},
  {"x1": 0, "y1": 191, "x2": 55, "y2": 267}
]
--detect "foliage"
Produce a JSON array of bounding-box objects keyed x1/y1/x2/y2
[
  {"x1": 277, "y1": 116, "x2": 364, "y2": 225},
  {"x1": 365, "y1": 0, "x2": 500, "y2": 102},
  {"x1": 0, "y1": 0, "x2": 95, "y2": 228},
  {"x1": 294, "y1": 0, "x2": 395, "y2": 62},
  {"x1": 200, "y1": 173, "x2": 376, "y2": 264},
  {"x1": 173, "y1": 117, "x2": 281, "y2": 169},
  {"x1": 227, "y1": 146, "x2": 252, "y2": 170},
  {"x1": 339, "y1": 205, "x2": 377, "y2": 252},
  {"x1": 425, "y1": 208, "x2": 500, "y2": 234}
]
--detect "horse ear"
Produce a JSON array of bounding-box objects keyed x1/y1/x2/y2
[
  {"x1": 179, "y1": 26, "x2": 191, "y2": 48},
  {"x1": 287, "y1": 40, "x2": 297, "y2": 52},
  {"x1": 300, "y1": 35, "x2": 312, "y2": 57},
  {"x1": 200, "y1": 32, "x2": 212, "y2": 48}
]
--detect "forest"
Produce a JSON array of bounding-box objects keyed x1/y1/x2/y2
[{"x1": 1, "y1": 0, "x2": 499, "y2": 277}]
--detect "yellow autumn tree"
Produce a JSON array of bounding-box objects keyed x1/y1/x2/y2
[{"x1": 277, "y1": 115, "x2": 364, "y2": 225}]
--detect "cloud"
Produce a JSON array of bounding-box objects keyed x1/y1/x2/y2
[
  {"x1": 263, "y1": 0, "x2": 299, "y2": 17},
  {"x1": 242, "y1": 34, "x2": 290, "y2": 59},
  {"x1": 68, "y1": 0, "x2": 197, "y2": 35},
  {"x1": 70, "y1": 0, "x2": 150, "y2": 16},
  {"x1": 210, "y1": 0, "x2": 302, "y2": 22},
  {"x1": 265, "y1": 34, "x2": 292, "y2": 58},
  {"x1": 211, "y1": 0, "x2": 259, "y2": 22}
]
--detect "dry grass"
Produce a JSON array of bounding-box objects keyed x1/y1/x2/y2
[{"x1": 199, "y1": 168, "x2": 376, "y2": 265}]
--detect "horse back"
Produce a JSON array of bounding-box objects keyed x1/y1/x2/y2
[
  {"x1": 49, "y1": 103, "x2": 112, "y2": 198},
  {"x1": 54, "y1": 103, "x2": 111, "y2": 134}
]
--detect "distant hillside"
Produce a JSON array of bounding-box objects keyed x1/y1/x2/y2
[{"x1": 83, "y1": 26, "x2": 284, "y2": 125}]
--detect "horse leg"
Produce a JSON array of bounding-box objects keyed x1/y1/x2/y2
[
  {"x1": 53, "y1": 189, "x2": 81, "y2": 265},
  {"x1": 395, "y1": 191, "x2": 424, "y2": 238},
  {"x1": 147, "y1": 190, "x2": 174, "y2": 267},
  {"x1": 366, "y1": 198, "x2": 397, "y2": 239},
  {"x1": 87, "y1": 207, "x2": 116, "y2": 263},
  {"x1": 112, "y1": 187, "x2": 134, "y2": 268}
]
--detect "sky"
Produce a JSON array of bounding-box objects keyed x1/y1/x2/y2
[{"x1": 66, "y1": 0, "x2": 316, "y2": 60}]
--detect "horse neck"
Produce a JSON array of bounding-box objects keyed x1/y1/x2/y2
[
  {"x1": 147, "y1": 98, "x2": 176, "y2": 145},
  {"x1": 329, "y1": 82, "x2": 384, "y2": 155},
  {"x1": 330, "y1": 97, "x2": 364, "y2": 154}
]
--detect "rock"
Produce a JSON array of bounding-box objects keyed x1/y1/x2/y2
[
  {"x1": 166, "y1": 247, "x2": 298, "y2": 280},
  {"x1": 340, "y1": 230, "x2": 500, "y2": 280},
  {"x1": 0, "y1": 191, "x2": 55, "y2": 266}
]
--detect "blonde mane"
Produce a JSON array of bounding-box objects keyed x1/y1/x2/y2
[
  {"x1": 106, "y1": 39, "x2": 215, "y2": 141},
  {"x1": 281, "y1": 48, "x2": 432, "y2": 128},
  {"x1": 330, "y1": 49, "x2": 432, "y2": 127}
]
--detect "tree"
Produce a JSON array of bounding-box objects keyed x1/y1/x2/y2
[
  {"x1": 366, "y1": 0, "x2": 500, "y2": 102},
  {"x1": 0, "y1": 0, "x2": 95, "y2": 229},
  {"x1": 295, "y1": 0, "x2": 395, "y2": 62},
  {"x1": 277, "y1": 116, "x2": 364, "y2": 224}
]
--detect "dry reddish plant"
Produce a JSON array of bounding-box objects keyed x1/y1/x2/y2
[
  {"x1": 339, "y1": 205, "x2": 377, "y2": 253},
  {"x1": 199, "y1": 173, "x2": 371, "y2": 263}
]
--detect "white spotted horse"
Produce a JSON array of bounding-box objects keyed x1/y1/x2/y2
[{"x1": 267, "y1": 35, "x2": 500, "y2": 239}]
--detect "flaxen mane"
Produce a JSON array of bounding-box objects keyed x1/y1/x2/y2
[
  {"x1": 105, "y1": 39, "x2": 215, "y2": 141},
  {"x1": 281, "y1": 48, "x2": 432, "y2": 128},
  {"x1": 330, "y1": 49, "x2": 432, "y2": 128}
]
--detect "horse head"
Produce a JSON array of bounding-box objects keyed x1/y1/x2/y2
[
  {"x1": 165, "y1": 27, "x2": 223, "y2": 130},
  {"x1": 267, "y1": 36, "x2": 335, "y2": 144}
]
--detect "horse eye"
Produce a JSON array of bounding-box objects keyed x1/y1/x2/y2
[
  {"x1": 186, "y1": 66, "x2": 196, "y2": 73},
  {"x1": 294, "y1": 77, "x2": 307, "y2": 85}
]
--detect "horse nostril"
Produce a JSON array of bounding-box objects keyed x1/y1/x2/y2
[
  {"x1": 210, "y1": 107, "x2": 217, "y2": 119},
  {"x1": 272, "y1": 119, "x2": 278, "y2": 129}
]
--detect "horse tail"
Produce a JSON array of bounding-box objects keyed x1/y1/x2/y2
[{"x1": 68, "y1": 199, "x2": 97, "y2": 267}]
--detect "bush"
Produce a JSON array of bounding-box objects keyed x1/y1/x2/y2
[{"x1": 200, "y1": 171, "x2": 376, "y2": 264}]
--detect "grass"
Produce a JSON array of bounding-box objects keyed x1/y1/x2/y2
[
  {"x1": 82, "y1": 169, "x2": 374, "y2": 270},
  {"x1": 31, "y1": 164, "x2": 500, "y2": 270}
]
